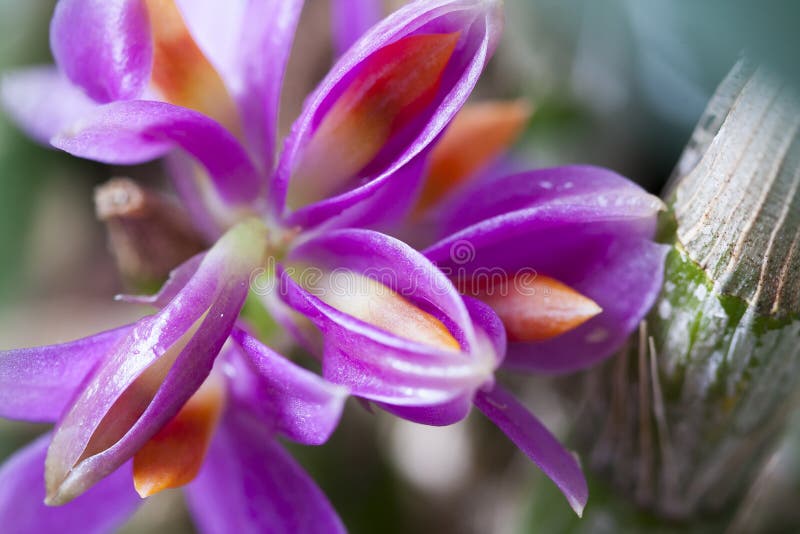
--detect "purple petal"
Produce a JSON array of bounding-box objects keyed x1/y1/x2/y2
[
  {"x1": 463, "y1": 295, "x2": 507, "y2": 362},
  {"x1": 473, "y1": 384, "x2": 588, "y2": 516},
  {"x1": 379, "y1": 296, "x2": 506, "y2": 425},
  {"x1": 271, "y1": 0, "x2": 503, "y2": 226},
  {"x1": 283, "y1": 150, "x2": 428, "y2": 231},
  {"x1": 174, "y1": 0, "x2": 302, "y2": 170},
  {"x1": 278, "y1": 230, "x2": 502, "y2": 420},
  {"x1": 281, "y1": 271, "x2": 489, "y2": 408},
  {"x1": 166, "y1": 152, "x2": 226, "y2": 241},
  {"x1": 423, "y1": 166, "x2": 666, "y2": 372},
  {"x1": 432, "y1": 165, "x2": 664, "y2": 240},
  {"x1": 52, "y1": 100, "x2": 262, "y2": 205},
  {"x1": 0, "y1": 325, "x2": 132, "y2": 423},
  {"x1": 0, "y1": 66, "x2": 98, "y2": 144},
  {"x1": 185, "y1": 411, "x2": 345, "y2": 534},
  {"x1": 50, "y1": 0, "x2": 152, "y2": 102},
  {"x1": 227, "y1": 327, "x2": 348, "y2": 445},
  {"x1": 379, "y1": 394, "x2": 473, "y2": 426},
  {"x1": 172, "y1": 0, "x2": 248, "y2": 95},
  {"x1": 287, "y1": 228, "x2": 475, "y2": 342},
  {"x1": 232, "y1": 0, "x2": 303, "y2": 170},
  {"x1": 117, "y1": 253, "x2": 205, "y2": 307},
  {"x1": 503, "y1": 239, "x2": 669, "y2": 373},
  {"x1": 45, "y1": 219, "x2": 268, "y2": 504},
  {"x1": 0, "y1": 434, "x2": 140, "y2": 534},
  {"x1": 331, "y1": 0, "x2": 382, "y2": 57}
]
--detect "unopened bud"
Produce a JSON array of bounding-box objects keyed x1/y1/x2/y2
[{"x1": 95, "y1": 178, "x2": 206, "y2": 290}]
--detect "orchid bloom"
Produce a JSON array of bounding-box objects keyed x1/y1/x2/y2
[
  {"x1": 0, "y1": 220, "x2": 347, "y2": 533},
  {"x1": 0, "y1": 0, "x2": 670, "y2": 523}
]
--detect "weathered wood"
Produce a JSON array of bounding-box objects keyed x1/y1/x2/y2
[{"x1": 571, "y1": 61, "x2": 800, "y2": 523}]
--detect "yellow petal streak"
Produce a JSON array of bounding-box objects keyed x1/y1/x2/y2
[
  {"x1": 469, "y1": 275, "x2": 602, "y2": 342},
  {"x1": 133, "y1": 373, "x2": 225, "y2": 497},
  {"x1": 311, "y1": 271, "x2": 461, "y2": 352},
  {"x1": 144, "y1": 0, "x2": 239, "y2": 130},
  {"x1": 287, "y1": 33, "x2": 460, "y2": 208},
  {"x1": 416, "y1": 100, "x2": 533, "y2": 213}
]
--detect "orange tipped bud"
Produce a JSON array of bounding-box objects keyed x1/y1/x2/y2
[
  {"x1": 288, "y1": 32, "x2": 460, "y2": 208},
  {"x1": 416, "y1": 100, "x2": 533, "y2": 213},
  {"x1": 467, "y1": 274, "x2": 601, "y2": 342},
  {"x1": 132, "y1": 373, "x2": 225, "y2": 498},
  {"x1": 145, "y1": 0, "x2": 238, "y2": 130}
]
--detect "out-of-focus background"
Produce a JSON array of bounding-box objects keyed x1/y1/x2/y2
[{"x1": 1, "y1": 1, "x2": 799, "y2": 532}]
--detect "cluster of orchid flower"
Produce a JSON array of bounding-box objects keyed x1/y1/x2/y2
[{"x1": 0, "y1": 0, "x2": 667, "y2": 532}]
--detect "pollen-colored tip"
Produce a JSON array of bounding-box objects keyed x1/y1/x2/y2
[
  {"x1": 467, "y1": 274, "x2": 602, "y2": 343},
  {"x1": 417, "y1": 99, "x2": 533, "y2": 213},
  {"x1": 132, "y1": 373, "x2": 224, "y2": 498},
  {"x1": 144, "y1": 0, "x2": 239, "y2": 130}
]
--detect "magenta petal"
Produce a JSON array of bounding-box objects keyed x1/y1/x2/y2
[
  {"x1": 50, "y1": 0, "x2": 152, "y2": 102},
  {"x1": 233, "y1": 0, "x2": 303, "y2": 170},
  {"x1": 228, "y1": 327, "x2": 348, "y2": 445},
  {"x1": 463, "y1": 296, "x2": 507, "y2": 364},
  {"x1": 287, "y1": 228, "x2": 475, "y2": 343},
  {"x1": 281, "y1": 271, "x2": 485, "y2": 407},
  {"x1": 278, "y1": 230, "x2": 502, "y2": 415},
  {"x1": 379, "y1": 296, "x2": 506, "y2": 425},
  {"x1": 173, "y1": 0, "x2": 302, "y2": 170},
  {"x1": 473, "y1": 384, "x2": 588, "y2": 517},
  {"x1": 331, "y1": 0, "x2": 382, "y2": 56},
  {"x1": 52, "y1": 100, "x2": 261, "y2": 205},
  {"x1": 433, "y1": 165, "x2": 663, "y2": 240},
  {"x1": 283, "y1": 151, "x2": 428, "y2": 231},
  {"x1": 504, "y1": 239, "x2": 669, "y2": 373},
  {"x1": 379, "y1": 394, "x2": 473, "y2": 426},
  {"x1": 0, "y1": 325, "x2": 132, "y2": 423},
  {"x1": 166, "y1": 153, "x2": 226, "y2": 241},
  {"x1": 424, "y1": 166, "x2": 666, "y2": 372},
  {"x1": 185, "y1": 411, "x2": 345, "y2": 534},
  {"x1": 271, "y1": 0, "x2": 503, "y2": 223},
  {"x1": 45, "y1": 220, "x2": 267, "y2": 504},
  {"x1": 0, "y1": 434, "x2": 140, "y2": 534},
  {"x1": 173, "y1": 0, "x2": 246, "y2": 87},
  {"x1": 0, "y1": 67, "x2": 98, "y2": 145}
]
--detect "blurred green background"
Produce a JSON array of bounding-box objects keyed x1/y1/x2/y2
[{"x1": 1, "y1": 1, "x2": 799, "y2": 532}]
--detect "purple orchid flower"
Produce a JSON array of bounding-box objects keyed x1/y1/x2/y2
[
  {"x1": 0, "y1": 0, "x2": 670, "y2": 521},
  {"x1": 0, "y1": 219, "x2": 347, "y2": 533}
]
